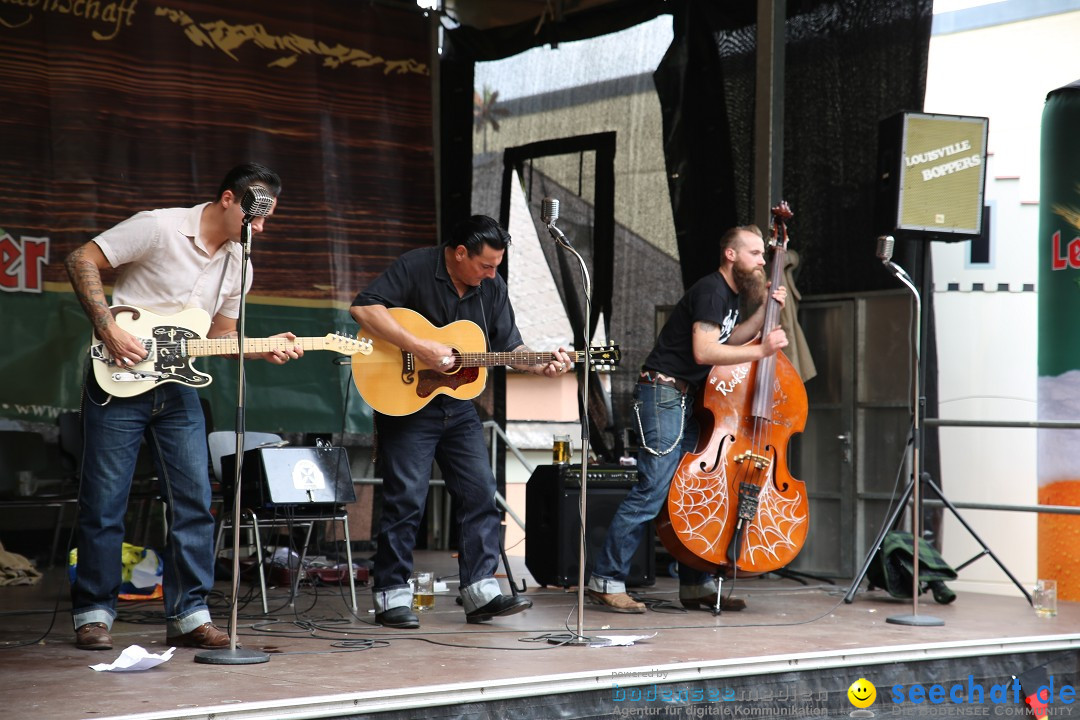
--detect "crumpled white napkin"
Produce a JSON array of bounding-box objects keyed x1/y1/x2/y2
[
  {"x1": 589, "y1": 633, "x2": 657, "y2": 647},
  {"x1": 89, "y1": 644, "x2": 175, "y2": 672}
]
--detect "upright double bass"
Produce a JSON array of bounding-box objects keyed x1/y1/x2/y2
[{"x1": 656, "y1": 203, "x2": 809, "y2": 577}]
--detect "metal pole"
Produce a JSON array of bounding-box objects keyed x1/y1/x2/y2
[
  {"x1": 883, "y1": 242, "x2": 942, "y2": 627},
  {"x1": 195, "y1": 220, "x2": 271, "y2": 664}
]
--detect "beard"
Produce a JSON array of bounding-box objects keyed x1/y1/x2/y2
[{"x1": 733, "y1": 265, "x2": 767, "y2": 307}]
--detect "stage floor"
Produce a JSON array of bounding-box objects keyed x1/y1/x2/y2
[{"x1": 2, "y1": 550, "x2": 1078, "y2": 720}]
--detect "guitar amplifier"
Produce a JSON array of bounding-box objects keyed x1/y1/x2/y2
[
  {"x1": 562, "y1": 464, "x2": 639, "y2": 488},
  {"x1": 221, "y1": 446, "x2": 356, "y2": 510},
  {"x1": 525, "y1": 464, "x2": 655, "y2": 588}
]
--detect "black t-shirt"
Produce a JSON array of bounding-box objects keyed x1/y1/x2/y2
[
  {"x1": 350, "y1": 245, "x2": 524, "y2": 353},
  {"x1": 642, "y1": 271, "x2": 739, "y2": 388}
]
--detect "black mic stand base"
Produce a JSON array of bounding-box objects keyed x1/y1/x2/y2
[
  {"x1": 194, "y1": 647, "x2": 270, "y2": 665},
  {"x1": 546, "y1": 634, "x2": 592, "y2": 646}
]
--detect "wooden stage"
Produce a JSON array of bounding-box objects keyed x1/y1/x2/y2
[{"x1": 2, "y1": 550, "x2": 1079, "y2": 720}]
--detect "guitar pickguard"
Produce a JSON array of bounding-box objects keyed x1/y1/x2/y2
[
  {"x1": 415, "y1": 368, "x2": 480, "y2": 398},
  {"x1": 149, "y1": 325, "x2": 209, "y2": 386}
]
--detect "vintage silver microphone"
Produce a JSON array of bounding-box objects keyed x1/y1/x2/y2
[
  {"x1": 541, "y1": 197, "x2": 569, "y2": 245},
  {"x1": 877, "y1": 235, "x2": 914, "y2": 285},
  {"x1": 876, "y1": 235, "x2": 895, "y2": 263},
  {"x1": 240, "y1": 185, "x2": 274, "y2": 221}
]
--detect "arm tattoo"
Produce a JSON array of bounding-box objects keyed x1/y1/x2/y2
[{"x1": 65, "y1": 247, "x2": 112, "y2": 331}]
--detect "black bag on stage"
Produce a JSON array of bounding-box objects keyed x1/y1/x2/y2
[{"x1": 866, "y1": 531, "x2": 958, "y2": 604}]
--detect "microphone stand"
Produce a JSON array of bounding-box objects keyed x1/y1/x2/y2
[
  {"x1": 545, "y1": 220, "x2": 595, "y2": 646},
  {"x1": 881, "y1": 242, "x2": 943, "y2": 628},
  {"x1": 196, "y1": 216, "x2": 272, "y2": 664}
]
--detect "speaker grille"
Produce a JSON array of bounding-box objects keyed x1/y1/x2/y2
[{"x1": 876, "y1": 111, "x2": 988, "y2": 241}]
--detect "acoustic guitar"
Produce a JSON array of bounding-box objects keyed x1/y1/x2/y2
[
  {"x1": 350, "y1": 307, "x2": 620, "y2": 416},
  {"x1": 90, "y1": 305, "x2": 372, "y2": 397}
]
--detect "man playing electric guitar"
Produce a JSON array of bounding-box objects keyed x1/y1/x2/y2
[
  {"x1": 64, "y1": 163, "x2": 303, "y2": 652},
  {"x1": 350, "y1": 214, "x2": 573, "y2": 629}
]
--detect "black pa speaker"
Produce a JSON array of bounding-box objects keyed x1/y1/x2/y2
[
  {"x1": 525, "y1": 464, "x2": 655, "y2": 588},
  {"x1": 876, "y1": 111, "x2": 989, "y2": 242},
  {"x1": 221, "y1": 446, "x2": 356, "y2": 510}
]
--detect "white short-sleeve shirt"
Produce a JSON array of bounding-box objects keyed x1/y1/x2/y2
[{"x1": 93, "y1": 203, "x2": 253, "y2": 319}]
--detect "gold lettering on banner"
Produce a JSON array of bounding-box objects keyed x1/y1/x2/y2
[
  {"x1": 0, "y1": 0, "x2": 137, "y2": 40},
  {"x1": 155, "y1": 5, "x2": 427, "y2": 75}
]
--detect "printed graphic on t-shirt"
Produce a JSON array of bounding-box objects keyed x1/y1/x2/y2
[{"x1": 719, "y1": 309, "x2": 738, "y2": 343}]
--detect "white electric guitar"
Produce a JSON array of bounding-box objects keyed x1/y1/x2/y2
[{"x1": 90, "y1": 305, "x2": 372, "y2": 398}]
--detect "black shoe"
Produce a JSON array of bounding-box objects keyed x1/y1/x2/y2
[
  {"x1": 466, "y1": 594, "x2": 532, "y2": 624},
  {"x1": 375, "y1": 606, "x2": 420, "y2": 628}
]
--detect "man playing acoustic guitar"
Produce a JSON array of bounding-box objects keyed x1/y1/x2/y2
[
  {"x1": 64, "y1": 163, "x2": 304, "y2": 651},
  {"x1": 350, "y1": 215, "x2": 573, "y2": 628}
]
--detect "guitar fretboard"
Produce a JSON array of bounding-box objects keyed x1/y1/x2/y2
[
  {"x1": 455, "y1": 351, "x2": 595, "y2": 368},
  {"x1": 186, "y1": 337, "x2": 327, "y2": 357}
]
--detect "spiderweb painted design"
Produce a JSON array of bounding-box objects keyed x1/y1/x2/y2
[
  {"x1": 670, "y1": 450, "x2": 808, "y2": 570},
  {"x1": 669, "y1": 456, "x2": 731, "y2": 560},
  {"x1": 741, "y1": 474, "x2": 808, "y2": 567}
]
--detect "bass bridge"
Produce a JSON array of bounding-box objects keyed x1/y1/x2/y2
[{"x1": 733, "y1": 451, "x2": 771, "y2": 470}]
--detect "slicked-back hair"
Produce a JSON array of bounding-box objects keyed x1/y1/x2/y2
[
  {"x1": 216, "y1": 162, "x2": 282, "y2": 201},
  {"x1": 446, "y1": 215, "x2": 512, "y2": 256}
]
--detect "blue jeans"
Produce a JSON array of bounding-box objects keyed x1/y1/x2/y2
[
  {"x1": 588, "y1": 382, "x2": 713, "y2": 596},
  {"x1": 71, "y1": 372, "x2": 214, "y2": 636},
  {"x1": 372, "y1": 396, "x2": 503, "y2": 614}
]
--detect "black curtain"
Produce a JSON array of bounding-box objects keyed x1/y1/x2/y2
[
  {"x1": 653, "y1": 0, "x2": 942, "y2": 524},
  {"x1": 655, "y1": 0, "x2": 934, "y2": 294}
]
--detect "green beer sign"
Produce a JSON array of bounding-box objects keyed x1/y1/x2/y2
[{"x1": 1037, "y1": 79, "x2": 1080, "y2": 601}]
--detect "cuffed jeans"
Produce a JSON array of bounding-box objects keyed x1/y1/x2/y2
[
  {"x1": 588, "y1": 381, "x2": 713, "y2": 597},
  {"x1": 372, "y1": 395, "x2": 503, "y2": 614},
  {"x1": 71, "y1": 371, "x2": 214, "y2": 636}
]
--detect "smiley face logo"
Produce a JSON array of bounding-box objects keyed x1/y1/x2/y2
[{"x1": 847, "y1": 678, "x2": 877, "y2": 709}]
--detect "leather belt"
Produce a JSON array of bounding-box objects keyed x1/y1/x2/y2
[{"x1": 639, "y1": 369, "x2": 691, "y2": 395}]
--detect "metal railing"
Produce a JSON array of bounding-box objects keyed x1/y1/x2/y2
[{"x1": 924, "y1": 416, "x2": 1080, "y2": 516}]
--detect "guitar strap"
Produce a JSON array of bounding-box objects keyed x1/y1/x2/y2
[
  {"x1": 477, "y1": 288, "x2": 491, "y2": 351},
  {"x1": 213, "y1": 251, "x2": 231, "y2": 312}
]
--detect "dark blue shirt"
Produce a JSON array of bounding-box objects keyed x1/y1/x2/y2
[
  {"x1": 642, "y1": 271, "x2": 740, "y2": 388},
  {"x1": 351, "y1": 246, "x2": 524, "y2": 353}
]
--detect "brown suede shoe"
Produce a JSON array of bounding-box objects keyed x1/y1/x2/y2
[
  {"x1": 586, "y1": 589, "x2": 646, "y2": 614},
  {"x1": 166, "y1": 622, "x2": 236, "y2": 649},
  {"x1": 681, "y1": 594, "x2": 747, "y2": 612},
  {"x1": 75, "y1": 622, "x2": 113, "y2": 651}
]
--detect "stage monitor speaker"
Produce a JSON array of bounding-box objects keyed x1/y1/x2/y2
[
  {"x1": 876, "y1": 111, "x2": 989, "y2": 242},
  {"x1": 221, "y1": 446, "x2": 356, "y2": 510},
  {"x1": 525, "y1": 464, "x2": 655, "y2": 588}
]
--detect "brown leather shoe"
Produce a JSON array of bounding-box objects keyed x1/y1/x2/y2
[
  {"x1": 586, "y1": 589, "x2": 646, "y2": 613},
  {"x1": 75, "y1": 622, "x2": 113, "y2": 651},
  {"x1": 166, "y1": 622, "x2": 236, "y2": 649},
  {"x1": 681, "y1": 594, "x2": 747, "y2": 612}
]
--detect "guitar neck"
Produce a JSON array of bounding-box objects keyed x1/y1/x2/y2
[
  {"x1": 456, "y1": 350, "x2": 588, "y2": 368},
  {"x1": 186, "y1": 336, "x2": 326, "y2": 357}
]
